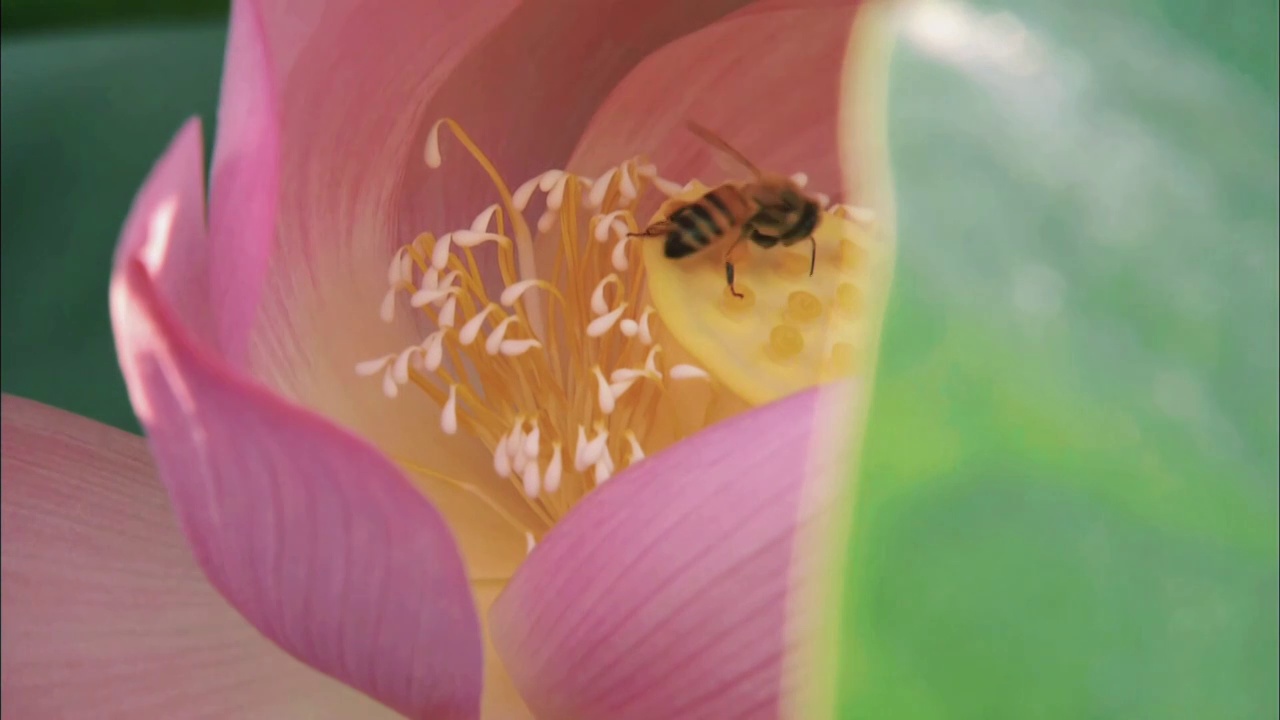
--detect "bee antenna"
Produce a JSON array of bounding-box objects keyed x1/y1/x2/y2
[{"x1": 685, "y1": 120, "x2": 762, "y2": 178}]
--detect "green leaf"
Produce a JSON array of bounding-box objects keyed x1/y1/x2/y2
[
  {"x1": 829, "y1": 1, "x2": 1278, "y2": 718},
  {"x1": 0, "y1": 24, "x2": 227, "y2": 433}
]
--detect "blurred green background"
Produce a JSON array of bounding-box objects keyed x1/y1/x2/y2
[
  {"x1": 1, "y1": 1, "x2": 1276, "y2": 719},
  {"x1": 2, "y1": 0, "x2": 225, "y2": 33}
]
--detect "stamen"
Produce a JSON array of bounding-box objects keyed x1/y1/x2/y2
[
  {"x1": 422, "y1": 331, "x2": 446, "y2": 372},
  {"x1": 493, "y1": 435, "x2": 512, "y2": 478},
  {"x1": 471, "y1": 204, "x2": 500, "y2": 233},
  {"x1": 669, "y1": 364, "x2": 710, "y2": 380},
  {"x1": 355, "y1": 355, "x2": 394, "y2": 377},
  {"x1": 576, "y1": 425, "x2": 609, "y2": 472},
  {"x1": 460, "y1": 304, "x2": 497, "y2": 345},
  {"x1": 594, "y1": 447, "x2": 615, "y2": 484},
  {"x1": 590, "y1": 274, "x2": 620, "y2": 315},
  {"x1": 544, "y1": 444, "x2": 564, "y2": 494},
  {"x1": 452, "y1": 230, "x2": 507, "y2": 248},
  {"x1": 500, "y1": 339, "x2": 541, "y2": 356},
  {"x1": 611, "y1": 235, "x2": 631, "y2": 272},
  {"x1": 586, "y1": 304, "x2": 628, "y2": 338},
  {"x1": 441, "y1": 384, "x2": 459, "y2": 435},
  {"x1": 593, "y1": 211, "x2": 628, "y2": 242},
  {"x1": 485, "y1": 316, "x2": 520, "y2": 355},
  {"x1": 431, "y1": 232, "x2": 453, "y2": 269},
  {"x1": 438, "y1": 295, "x2": 458, "y2": 327},
  {"x1": 593, "y1": 367, "x2": 616, "y2": 415},
  {"x1": 625, "y1": 430, "x2": 645, "y2": 464},
  {"x1": 588, "y1": 168, "x2": 616, "y2": 207},
  {"x1": 522, "y1": 460, "x2": 542, "y2": 499}
]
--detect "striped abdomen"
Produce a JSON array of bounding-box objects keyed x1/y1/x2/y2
[{"x1": 663, "y1": 184, "x2": 754, "y2": 259}]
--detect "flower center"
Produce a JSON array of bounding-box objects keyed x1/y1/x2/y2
[{"x1": 355, "y1": 119, "x2": 880, "y2": 543}]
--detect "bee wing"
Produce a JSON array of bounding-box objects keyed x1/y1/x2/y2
[{"x1": 685, "y1": 121, "x2": 763, "y2": 179}]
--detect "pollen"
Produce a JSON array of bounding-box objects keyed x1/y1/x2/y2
[{"x1": 356, "y1": 118, "x2": 881, "y2": 539}]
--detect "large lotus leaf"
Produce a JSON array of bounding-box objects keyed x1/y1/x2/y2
[{"x1": 820, "y1": 1, "x2": 1278, "y2": 718}]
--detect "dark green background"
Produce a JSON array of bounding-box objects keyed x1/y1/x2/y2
[{"x1": 2, "y1": 2, "x2": 1275, "y2": 719}]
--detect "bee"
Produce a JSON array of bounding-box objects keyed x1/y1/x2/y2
[{"x1": 630, "y1": 121, "x2": 823, "y2": 298}]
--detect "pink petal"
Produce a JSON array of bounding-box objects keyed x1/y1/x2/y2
[
  {"x1": 207, "y1": 0, "x2": 281, "y2": 367},
  {"x1": 489, "y1": 382, "x2": 854, "y2": 719},
  {"x1": 1, "y1": 395, "x2": 398, "y2": 719},
  {"x1": 110, "y1": 124, "x2": 482, "y2": 719},
  {"x1": 565, "y1": 1, "x2": 864, "y2": 202}
]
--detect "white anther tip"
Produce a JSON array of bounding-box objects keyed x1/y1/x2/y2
[
  {"x1": 423, "y1": 331, "x2": 445, "y2": 371},
  {"x1": 546, "y1": 174, "x2": 569, "y2": 210},
  {"x1": 525, "y1": 532, "x2": 537, "y2": 554},
  {"x1": 594, "y1": 367, "x2": 616, "y2": 414},
  {"x1": 379, "y1": 289, "x2": 397, "y2": 323},
  {"x1": 638, "y1": 307, "x2": 655, "y2": 345},
  {"x1": 589, "y1": 274, "x2": 619, "y2": 316},
  {"x1": 521, "y1": 462, "x2": 542, "y2": 499},
  {"x1": 381, "y1": 370, "x2": 399, "y2": 399},
  {"x1": 484, "y1": 315, "x2": 519, "y2": 355},
  {"x1": 424, "y1": 121, "x2": 443, "y2": 168},
  {"x1": 611, "y1": 235, "x2": 631, "y2": 272},
  {"x1": 594, "y1": 458, "x2": 613, "y2": 484},
  {"x1": 470, "y1": 204, "x2": 499, "y2": 233},
  {"x1": 355, "y1": 355, "x2": 393, "y2": 377},
  {"x1": 500, "y1": 279, "x2": 541, "y2": 307},
  {"x1": 431, "y1": 232, "x2": 453, "y2": 270},
  {"x1": 410, "y1": 286, "x2": 456, "y2": 308},
  {"x1": 537, "y1": 211, "x2": 556, "y2": 234},
  {"x1": 513, "y1": 175, "x2": 541, "y2": 211},
  {"x1": 619, "y1": 318, "x2": 639, "y2": 337},
  {"x1": 619, "y1": 166, "x2": 638, "y2": 199},
  {"x1": 651, "y1": 175, "x2": 685, "y2": 197},
  {"x1": 790, "y1": 171, "x2": 809, "y2": 187},
  {"x1": 494, "y1": 436, "x2": 512, "y2": 478},
  {"x1": 441, "y1": 385, "x2": 459, "y2": 435},
  {"x1": 538, "y1": 170, "x2": 564, "y2": 193},
  {"x1": 452, "y1": 230, "x2": 504, "y2": 248},
  {"x1": 500, "y1": 339, "x2": 541, "y2": 356},
  {"x1": 438, "y1": 295, "x2": 458, "y2": 328},
  {"x1": 626, "y1": 432, "x2": 646, "y2": 464},
  {"x1": 544, "y1": 445, "x2": 563, "y2": 494},
  {"x1": 392, "y1": 347, "x2": 417, "y2": 384},
  {"x1": 458, "y1": 304, "x2": 496, "y2": 346},
  {"x1": 587, "y1": 304, "x2": 627, "y2": 338},
  {"x1": 669, "y1": 364, "x2": 710, "y2": 380}
]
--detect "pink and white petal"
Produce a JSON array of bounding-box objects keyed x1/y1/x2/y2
[
  {"x1": 110, "y1": 118, "x2": 215, "y2": 349},
  {"x1": 1, "y1": 395, "x2": 397, "y2": 719},
  {"x1": 110, "y1": 127, "x2": 483, "y2": 719},
  {"x1": 489, "y1": 382, "x2": 855, "y2": 720},
  {"x1": 207, "y1": 0, "x2": 281, "y2": 367},
  {"x1": 565, "y1": 1, "x2": 863, "y2": 203}
]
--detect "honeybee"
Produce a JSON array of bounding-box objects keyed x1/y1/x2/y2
[{"x1": 630, "y1": 121, "x2": 823, "y2": 298}]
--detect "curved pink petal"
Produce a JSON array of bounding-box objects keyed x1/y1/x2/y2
[
  {"x1": 207, "y1": 0, "x2": 280, "y2": 367},
  {"x1": 1, "y1": 395, "x2": 398, "y2": 719},
  {"x1": 565, "y1": 1, "x2": 863, "y2": 203},
  {"x1": 489, "y1": 382, "x2": 854, "y2": 719},
  {"x1": 110, "y1": 123, "x2": 482, "y2": 719}
]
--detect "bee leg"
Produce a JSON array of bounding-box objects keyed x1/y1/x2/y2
[
  {"x1": 723, "y1": 234, "x2": 748, "y2": 299},
  {"x1": 725, "y1": 261, "x2": 744, "y2": 299},
  {"x1": 808, "y1": 235, "x2": 817, "y2": 276},
  {"x1": 627, "y1": 220, "x2": 675, "y2": 238}
]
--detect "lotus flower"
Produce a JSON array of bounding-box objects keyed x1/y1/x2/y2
[{"x1": 1, "y1": 0, "x2": 892, "y2": 717}]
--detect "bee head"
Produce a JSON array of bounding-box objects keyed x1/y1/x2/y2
[{"x1": 752, "y1": 177, "x2": 820, "y2": 240}]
